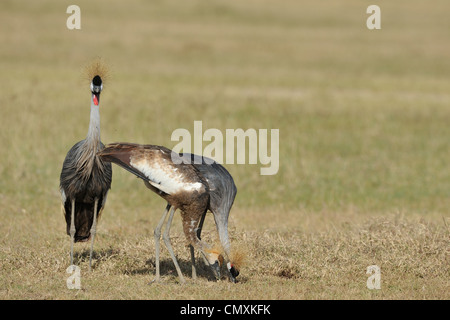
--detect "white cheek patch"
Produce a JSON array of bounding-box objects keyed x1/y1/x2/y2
[{"x1": 131, "y1": 159, "x2": 202, "y2": 195}]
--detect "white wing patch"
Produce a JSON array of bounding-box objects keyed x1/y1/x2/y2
[{"x1": 131, "y1": 158, "x2": 202, "y2": 195}]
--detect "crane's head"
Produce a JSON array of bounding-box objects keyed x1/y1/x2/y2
[
  {"x1": 204, "y1": 245, "x2": 244, "y2": 282},
  {"x1": 90, "y1": 75, "x2": 103, "y2": 106},
  {"x1": 85, "y1": 58, "x2": 109, "y2": 106}
]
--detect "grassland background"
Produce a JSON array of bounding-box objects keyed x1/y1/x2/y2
[{"x1": 0, "y1": 0, "x2": 449, "y2": 299}]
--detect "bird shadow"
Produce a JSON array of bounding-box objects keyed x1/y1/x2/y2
[
  {"x1": 130, "y1": 257, "x2": 219, "y2": 282},
  {"x1": 72, "y1": 248, "x2": 219, "y2": 282},
  {"x1": 71, "y1": 247, "x2": 119, "y2": 266}
]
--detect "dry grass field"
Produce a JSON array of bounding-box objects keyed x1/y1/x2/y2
[{"x1": 0, "y1": 0, "x2": 449, "y2": 300}]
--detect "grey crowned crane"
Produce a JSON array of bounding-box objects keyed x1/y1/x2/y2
[
  {"x1": 97, "y1": 143, "x2": 240, "y2": 283},
  {"x1": 59, "y1": 61, "x2": 112, "y2": 271}
]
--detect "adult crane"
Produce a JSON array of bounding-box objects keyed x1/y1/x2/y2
[
  {"x1": 60, "y1": 61, "x2": 112, "y2": 271},
  {"x1": 97, "y1": 143, "x2": 240, "y2": 283}
]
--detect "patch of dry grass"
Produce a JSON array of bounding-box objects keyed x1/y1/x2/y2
[
  {"x1": 0, "y1": 205, "x2": 448, "y2": 299},
  {"x1": 245, "y1": 216, "x2": 449, "y2": 299}
]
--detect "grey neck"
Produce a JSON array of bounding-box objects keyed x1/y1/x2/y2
[{"x1": 86, "y1": 94, "x2": 101, "y2": 150}]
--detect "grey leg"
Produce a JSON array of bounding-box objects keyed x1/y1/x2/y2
[
  {"x1": 69, "y1": 199, "x2": 76, "y2": 266},
  {"x1": 89, "y1": 198, "x2": 98, "y2": 271},
  {"x1": 163, "y1": 206, "x2": 186, "y2": 284},
  {"x1": 150, "y1": 203, "x2": 171, "y2": 283}
]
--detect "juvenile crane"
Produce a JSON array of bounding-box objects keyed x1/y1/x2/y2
[
  {"x1": 60, "y1": 61, "x2": 112, "y2": 270},
  {"x1": 98, "y1": 143, "x2": 240, "y2": 283}
]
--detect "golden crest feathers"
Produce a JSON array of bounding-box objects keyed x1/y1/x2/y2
[
  {"x1": 229, "y1": 245, "x2": 247, "y2": 271},
  {"x1": 210, "y1": 236, "x2": 246, "y2": 270},
  {"x1": 84, "y1": 57, "x2": 110, "y2": 83}
]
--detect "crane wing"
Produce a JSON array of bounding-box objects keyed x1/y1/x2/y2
[{"x1": 98, "y1": 143, "x2": 204, "y2": 195}]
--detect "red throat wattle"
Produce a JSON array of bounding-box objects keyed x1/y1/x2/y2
[{"x1": 93, "y1": 95, "x2": 99, "y2": 106}]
